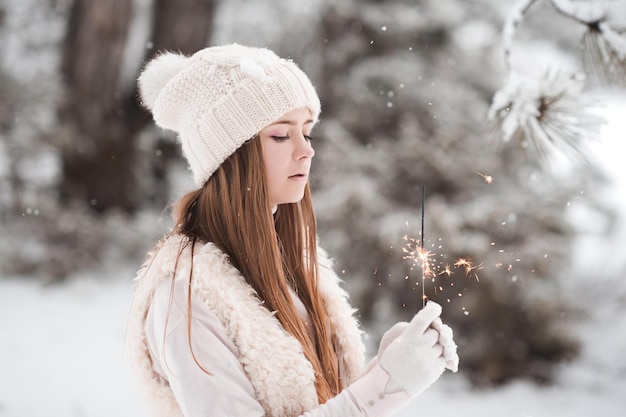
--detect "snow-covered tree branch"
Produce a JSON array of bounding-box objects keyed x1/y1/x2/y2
[{"x1": 491, "y1": 0, "x2": 626, "y2": 160}]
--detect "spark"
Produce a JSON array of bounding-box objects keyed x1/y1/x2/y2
[
  {"x1": 417, "y1": 247, "x2": 435, "y2": 280},
  {"x1": 439, "y1": 264, "x2": 454, "y2": 276},
  {"x1": 454, "y1": 257, "x2": 471, "y2": 271},
  {"x1": 401, "y1": 232, "x2": 436, "y2": 307},
  {"x1": 454, "y1": 257, "x2": 482, "y2": 280},
  {"x1": 477, "y1": 172, "x2": 494, "y2": 184}
]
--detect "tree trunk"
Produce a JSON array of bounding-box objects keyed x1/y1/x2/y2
[
  {"x1": 58, "y1": 0, "x2": 217, "y2": 214},
  {"x1": 150, "y1": 0, "x2": 218, "y2": 56}
]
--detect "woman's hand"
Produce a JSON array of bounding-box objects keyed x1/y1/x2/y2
[
  {"x1": 376, "y1": 301, "x2": 459, "y2": 397},
  {"x1": 430, "y1": 315, "x2": 459, "y2": 372}
]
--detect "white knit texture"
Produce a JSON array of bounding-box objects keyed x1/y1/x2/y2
[{"x1": 138, "y1": 44, "x2": 321, "y2": 186}]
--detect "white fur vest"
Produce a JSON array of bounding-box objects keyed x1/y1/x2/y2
[{"x1": 126, "y1": 235, "x2": 366, "y2": 417}]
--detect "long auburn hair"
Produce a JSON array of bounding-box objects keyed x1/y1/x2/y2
[{"x1": 172, "y1": 136, "x2": 342, "y2": 403}]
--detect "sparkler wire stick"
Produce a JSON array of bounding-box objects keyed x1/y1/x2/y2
[{"x1": 421, "y1": 186, "x2": 426, "y2": 308}]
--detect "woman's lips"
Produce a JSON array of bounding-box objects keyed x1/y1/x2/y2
[{"x1": 289, "y1": 173, "x2": 308, "y2": 180}]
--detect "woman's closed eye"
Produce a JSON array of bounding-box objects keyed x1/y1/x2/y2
[
  {"x1": 271, "y1": 135, "x2": 290, "y2": 142},
  {"x1": 271, "y1": 134, "x2": 314, "y2": 142},
  {"x1": 272, "y1": 135, "x2": 289, "y2": 142}
]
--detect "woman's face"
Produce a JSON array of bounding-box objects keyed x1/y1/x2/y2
[{"x1": 259, "y1": 107, "x2": 315, "y2": 208}]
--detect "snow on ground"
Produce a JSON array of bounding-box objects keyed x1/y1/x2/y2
[
  {"x1": 0, "y1": 259, "x2": 624, "y2": 417},
  {"x1": 0, "y1": 270, "x2": 145, "y2": 417},
  {"x1": 1, "y1": 97, "x2": 625, "y2": 416}
]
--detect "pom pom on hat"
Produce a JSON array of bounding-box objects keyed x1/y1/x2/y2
[
  {"x1": 137, "y1": 44, "x2": 321, "y2": 186},
  {"x1": 138, "y1": 52, "x2": 189, "y2": 111}
]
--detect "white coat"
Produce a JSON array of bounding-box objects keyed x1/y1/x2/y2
[{"x1": 126, "y1": 234, "x2": 408, "y2": 417}]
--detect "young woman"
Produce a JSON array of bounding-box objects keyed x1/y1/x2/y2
[{"x1": 126, "y1": 44, "x2": 459, "y2": 417}]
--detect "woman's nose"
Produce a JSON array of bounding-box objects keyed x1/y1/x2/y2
[{"x1": 296, "y1": 136, "x2": 315, "y2": 160}]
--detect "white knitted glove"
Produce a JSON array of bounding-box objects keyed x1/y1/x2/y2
[
  {"x1": 377, "y1": 301, "x2": 450, "y2": 397},
  {"x1": 431, "y1": 317, "x2": 459, "y2": 372},
  {"x1": 360, "y1": 321, "x2": 409, "y2": 376},
  {"x1": 378, "y1": 321, "x2": 409, "y2": 354},
  {"x1": 378, "y1": 316, "x2": 459, "y2": 373}
]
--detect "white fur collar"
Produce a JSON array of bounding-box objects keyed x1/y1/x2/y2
[{"x1": 126, "y1": 235, "x2": 365, "y2": 417}]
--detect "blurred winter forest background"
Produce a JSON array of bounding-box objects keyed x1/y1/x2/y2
[{"x1": 1, "y1": 0, "x2": 626, "y2": 415}]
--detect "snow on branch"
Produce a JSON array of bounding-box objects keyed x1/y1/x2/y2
[
  {"x1": 502, "y1": 0, "x2": 540, "y2": 70},
  {"x1": 492, "y1": 0, "x2": 625, "y2": 161},
  {"x1": 550, "y1": 0, "x2": 607, "y2": 24},
  {"x1": 488, "y1": 70, "x2": 605, "y2": 160},
  {"x1": 582, "y1": 21, "x2": 626, "y2": 85}
]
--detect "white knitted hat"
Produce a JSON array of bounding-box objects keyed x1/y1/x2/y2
[{"x1": 138, "y1": 44, "x2": 321, "y2": 186}]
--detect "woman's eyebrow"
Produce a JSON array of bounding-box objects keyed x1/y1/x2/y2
[{"x1": 270, "y1": 119, "x2": 314, "y2": 126}]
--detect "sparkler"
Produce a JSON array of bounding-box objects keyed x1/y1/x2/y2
[
  {"x1": 421, "y1": 186, "x2": 426, "y2": 308},
  {"x1": 402, "y1": 186, "x2": 484, "y2": 313},
  {"x1": 403, "y1": 231, "x2": 482, "y2": 313},
  {"x1": 401, "y1": 186, "x2": 434, "y2": 310}
]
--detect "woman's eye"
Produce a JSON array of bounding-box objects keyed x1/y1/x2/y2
[
  {"x1": 271, "y1": 135, "x2": 289, "y2": 142},
  {"x1": 304, "y1": 134, "x2": 313, "y2": 141}
]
